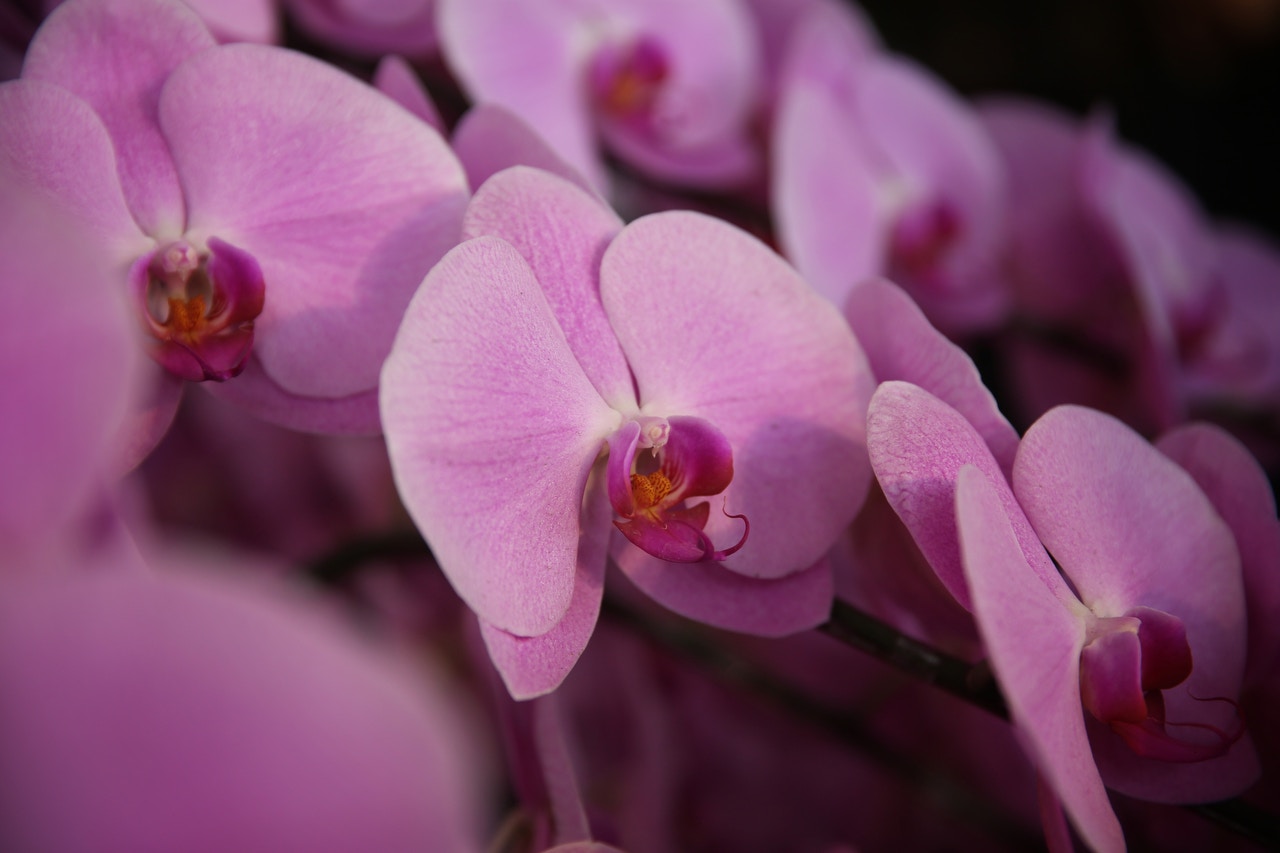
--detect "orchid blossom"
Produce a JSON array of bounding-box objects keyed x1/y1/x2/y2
[
  {"x1": 771, "y1": 2, "x2": 1008, "y2": 333},
  {"x1": 381, "y1": 166, "x2": 873, "y2": 697},
  {"x1": 0, "y1": 0, "x2": 468, "y2": 455},
  {"x1": 869, "y1": 381, "x2": 1258, "y2": 851},
  {"x1": 437, "y1": 0, "x2": 763, "y2": 193}
]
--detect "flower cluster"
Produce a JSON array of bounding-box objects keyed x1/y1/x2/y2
[{"x1": 2, "y1": 0, "x2": 1278, "y2": 851}]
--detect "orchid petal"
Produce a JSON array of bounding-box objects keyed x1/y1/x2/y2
[
  {"x1": 0, "y1": 567, "x2": 481, "y2": 853},
  {"x1": 184, "y1": 0, "x2": 279, "y2": 44},
  {"x1": 203, "y1": 359, "x2": 380, "y2": 435},
  {"x1": 161, "y1": 44, "x2": 468, "y2": 399},
  {"x1": 0, "y1": 80, "x2": 149, "y2": 254},
  {"x1": 598, "y1": 124, "x2": 759, "y2": 189},
  {"x1": 614, "y1": 545, "x2": 835, "y2": 637},
  {"x1": 1015, "y1": 405, "x2": 1257, "y2": 800},
  {"x1": 954, "y1": 466, "x2": 1122, "y2": 853},
  {"x1": 772, "y1": 73, "x2": 883, "y2": 305},
  {"x1": 381, "y1": 237, "x2": 621, "y2": 637},
  {"x1": 479, "y1": 475, "x2": 611, "y2": 699},
  {"x1": 285, "y1": 0, "x2": 436, "y2": 57},
  {"x1": 868, "y1": 382, "x2": 1070, "y2": 611},
  {"x1": 0, "y1": 192, "x2": 140, "y2": 558},
  {"x1": 373, "y1": 55, "x2": 444, "y2": 133},
  {"x1": 437, "y1": 0, "x2": 599, "y2": 187},
  {"x1": 452, "y1": 105, "x2": 595, "y2": 196},
  {"x1": 857, "y1": 57, "x2": 1006, "y2": 294},
  {"x1": 462, "y1": 167, "x2": 633, "y2": 410},
  {"x1": 23, "y1": 0, "x2": 215, "y2": 236},
  {"x1": 601, "y1": 211, "x2": 873, "y2": 579},
  {"x1": 845, "y1": 278, "x2": 1019, "y2": 474},
  {"x1": 1158, "y1": 423, "x2": 1280, "y2": 685}
]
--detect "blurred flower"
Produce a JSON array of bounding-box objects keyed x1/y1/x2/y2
[
  {"x1": 438, "y1": 0, "x2": 763, "y2": 193},
  {"x1": 771, "y1": 2, "x2": 1008, "y2": 333},
  {"x1": 285, "y1": 0, "x2": 438, "y2": 59},
  {"x1": 0, "y1": 557, "x2": 485, "y2": 852}
]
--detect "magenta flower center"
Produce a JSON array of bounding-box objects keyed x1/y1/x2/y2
[
  {"x1": 606, "y1": 415, "x2": 748, "y2": 563},
  {"x1": 1078, "y1": 606, "x2": 1242, "y2": 762},
  {"x1": 588, "y1": 36, "x2": 669, "y2": 123},
  {"x1": 132, "y1": 237, "x2": 266, "y2": 383}
]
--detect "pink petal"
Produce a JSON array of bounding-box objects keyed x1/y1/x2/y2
[
  {"x1": 601, "y1": 212, "x2": 874, "y2": 580},
  {"x1": 1157, "y1": 423, "x2": 1280, "y2": 685},
  {"x1": 160, "y1": 44, "x2": 468, "y2": 399},
  {"x1": 1185, "y1": 225, "x2": 1280, "y2": 402},
  {"x1": 867, "y1": 382, "x2": 1064, "y2": 610},
  {"x1": 599, "y1": 123, "x2": 759, "y2": 189},
  {"x1": 1014, "y1": 406, "x2": 1257, "y2": 800},
  {"x1": 954, "y1": 466, "x2": 1121, "y2": 853},
  {"x1": 452, "y1": 105, "x2": 594, "y2": 196},
  {"x1": 22, "y1": 0, "x2": 216, "y2": 236},
  {"x1": 285, "y1": 0, "x2": 437, "y2": 57},
  {"x1": 373, "y1": 54, "x2": 444, "y2": 133},
  {"x1": 845, "y1": 278, "x2": 1019, "y2": 473},
  {"x1": 855, "y1": 57, "x2": 1008, "y2": 330},
  {"x1": 0, "y1": 566, "x2": 482, "y2": 853},
  {"x1": 437, "y1": 0, "x2": 600, "y2": 188},
  {"x1": 771, "y1": 73, "x2": 884, "y2": 305},
  {"x1": 380, "y1": 237, "x2": 621, "y2": 637},
  {"x1": 461, "y1": 167, "x2": 633, "y2": 410},
  {"x1": 184, "y1": 0, "x2": 279, "y2": 44},
  {"x1": 0, "y1": 190, "x2": 141, "y2": 559},
  {"x1": 479, "y1": 476, "x2": 612, "y2": 699},
  {"x1": 614, "y1": 543, "x2": 835, "y2": 637},
  {"x1": 204, "y1": 358, "x2": 381, "y2": 435},
  {"x1": 0, "y1": 80, "x2": 149, "y2": 252},
  {"x1": 977, "y1": 97, "x2": 1121, "y2": 320}
]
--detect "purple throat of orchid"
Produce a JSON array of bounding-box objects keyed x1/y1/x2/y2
[
  {"x1": 588, "y1": 35, "x2": 669, "y2": 126},
  {"x1": 606, "y1": 415, "x2": 749, "y2": 563},
  {"x1": 131, "y1": 237, "x2": 266, "y2": 382},
  {"x1": 890, "y1": 200, "x2": 961, "y2": 288},
  {"x1": 1078, "y1": 605, "x2": 1245, "y2": 762}
]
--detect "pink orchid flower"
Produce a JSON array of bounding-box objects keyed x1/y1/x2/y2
[
  {"x1": 0, "y1": 0, "x2": 468, "y2": 452},
  {"x1": 980, "y1": 98, "x2": 1221, "y2": 435},
  {"x1": 381, "y1": 167, "x2": 873, "y2": 697},
  {"x1": 771, "y1": 2, "x2": 1008, "y2": 333},
  {"x1": 0, "y1": 560, "x2": 483, "y2": 853},
  {"x1": 437, "y1": 0, "x2": 762, "y2": 193},
  {"x1": 869, "y1": 382, "x2": 1258, "y2": 852}
]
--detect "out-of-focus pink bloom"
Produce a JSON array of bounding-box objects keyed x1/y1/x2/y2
[
  {"x1": 0, "y1": 185, "x2": 141, "y2": 567},
  {"x1": 285, "y1": 0, "x2": 438, "y2": 58},
  {"x1": 980, "y1": 98, "x2": 1226, "y2": 435},
  {"x1": 0, "y1": 560, "x2": 484, "y2": 852},
  {"x1": 0, "y1": 0, "x2": 468, "y2": 452},
  {"x1": 438, "y1": 0, "x2": 763, "y2": 193},
  {"x1": 869, "y1": 384, "x2": 1258, "y2": 852},
  {"x1": 1182, "y1": 225, "x2": 1280, "y2": 424},
  {"x1": 771, "y1": 3, "x2": 1007, "y2": 333},
  {"x1": 381, "y1": 167, "x2": 873, "y2": 697}
]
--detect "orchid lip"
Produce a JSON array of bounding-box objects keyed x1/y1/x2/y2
[
  {"x1": 131, "y1": 237, "x2": 266, "y2": 383},
  {"x1": 605, "y1": 414, "x2": 748, "y2": 563},
  {"x1": 1079, "y1": 606, "x2": 1240, "y2": 763}
]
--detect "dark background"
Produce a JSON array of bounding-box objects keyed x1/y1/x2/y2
[{"x1": 857, "y1": 0, "x2": 1280, "y2": 239}]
